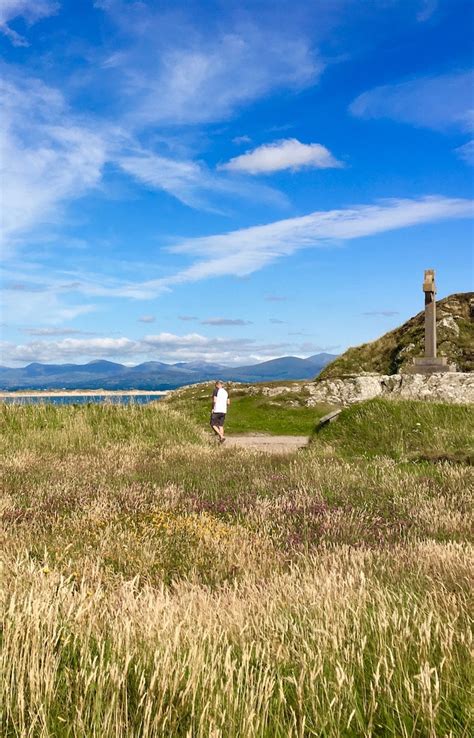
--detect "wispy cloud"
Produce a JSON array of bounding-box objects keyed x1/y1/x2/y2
[
  {"x1": 232, "y1": 135, "x2": 252, "y2": 145},
  {"x1": 117, "y1": 149, "x2": 287, "y2": 211},
  {"x1": 48, "y1": 196, "x2": 472, "y2": 303},
  {"x1": 456, "y1": 140, "x2": 474, "y2": 166},
  {"x1": 23, "y1": 327, "x2": 97, "y2": 336},
  {"x1": 5, "y1": 196, "x2": 471, "y2": 312},
  {"x1": 96, "y1": 5, "x2": 323, "y2": 127},
  {"x1": 265, "y1": 295, "x2": 288, "y2": 302},
  {"x1": 2, "y1": 284, "x2": 97, "y2": 325},
  {"x1": 0, "y1": 68, "x2": 286, "y2": 253},
  {"x1": 0, "y1": 73, "x2": 108, "y2": 251},
  {"x1": 200, "y1": 318, "x2": 253, "y2": 326},
  {"x1": 350, "y1": 70, "x2": 474, "y2": 133},
  {"x1": 221, "y1": 138, "x2": 342, "y2": 174},
  {"x1": 269, "y1": 318, "x2": 286, "y2": 324},
  {"x1": 0, "y1": 0, "x2": 59, "y2": 46},
  {"x1": 178, "y1": 315, "x2": 198, "y2": 322},
  {"x1": 160, "y1": 196, "x2": 473, "y2": 292},
  {"x1": 138, "y1": 315, "x2": 156, "y2": 323},
  {"x1": 417, "y1": 0, "x2": 438, "y2": 22},
  {"x1": 363, "y1": 310, "x2": 400, "y2": 317}
]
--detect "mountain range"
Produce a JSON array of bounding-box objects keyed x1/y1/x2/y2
[{"x1": 0, "y1": 353, "x2": 337, "y2": 391}]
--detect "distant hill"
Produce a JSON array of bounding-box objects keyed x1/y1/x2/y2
[
  {"x1": 0, "y1": 353, "x2": 337, "y2": 391},
  {"x1": 318, "y1": 292, "x2": 473, "y2": 380}
]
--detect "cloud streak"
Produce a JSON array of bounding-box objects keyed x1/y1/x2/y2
[
  {"x1": 157, "y1": 195, "x2": 473, "y2": 291},
  {"x1": 43, "y1": 195, "x2": 472, "y2": 302}
]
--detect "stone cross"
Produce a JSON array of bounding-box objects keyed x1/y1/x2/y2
[
  {"x1": 405, "y1": 268, "x2": 456, "y2": 374},
  {"x1": 423, "y1": 269, "x2": 437, "y2": 358}
]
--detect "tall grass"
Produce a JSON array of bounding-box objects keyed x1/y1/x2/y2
[
  {"x1": 1, "y1": 401, "x2": 473, "y2": 736},
  {"x1": 314, "y1": 399, "x2": 474, "y2": 462}
]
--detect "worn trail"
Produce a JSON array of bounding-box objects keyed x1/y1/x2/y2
[{"x1": 220, "y1": 435, "x2": 309, "y2": 454}]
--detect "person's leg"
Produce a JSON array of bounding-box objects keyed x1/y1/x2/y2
[{"x1": 212, "y1": 423, "x2": 223, "y2": 439}]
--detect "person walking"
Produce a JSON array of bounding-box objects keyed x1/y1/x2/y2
[{"x1": 210, "y1": 380, "x2": 229, "y2": 443}]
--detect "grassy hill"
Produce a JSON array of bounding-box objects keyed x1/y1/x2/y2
[
  {"x1": 319, "y1": 292, "x2": 474, "y2": 379},
  {"x1": 1, "y1": 399, "x2": 472, "y2": 736}
]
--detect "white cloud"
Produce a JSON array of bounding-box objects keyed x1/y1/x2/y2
[
  {"x1": 138, "y1": 315, "x2": 156, "y2": 323},
  {"x1": 117, "y1": 149, "x2": 286, "y2": 211},
  {"x1": 0, "y1": 0, "x2": 59, "y2": 46},
  {"x1": 350, "y1": 70, "x2": 474, "y2": 133},
  {"x1": 221, "y1": 138, "x2": 342, "y2": 174},
  {"x1": 0, "y1": 332, "x2": 318, "y2": 366}
]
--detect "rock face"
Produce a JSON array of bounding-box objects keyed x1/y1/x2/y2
[
  {"x1": 318, "y1": 292, "x2": 474, "y2": 379},
  {"x1": 305, "y1": 373, "x2": 474, "y2": 406}
]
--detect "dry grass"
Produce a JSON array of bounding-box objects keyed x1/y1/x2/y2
[{"x1": 1, "y1": 402, "x2": 473, "y2": 736}]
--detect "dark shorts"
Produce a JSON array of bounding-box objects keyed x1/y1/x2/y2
[{"x1": 210, "y1": 412, "x2": 226, "y2": 427}]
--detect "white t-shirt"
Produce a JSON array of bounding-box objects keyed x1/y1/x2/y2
[{"x1": 213, "y1": 387, "x2": 228, "y2": 414}]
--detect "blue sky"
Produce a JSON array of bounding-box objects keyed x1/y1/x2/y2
[{"x1": 1, "y1": 0, "x2": 473, "y2": 367}]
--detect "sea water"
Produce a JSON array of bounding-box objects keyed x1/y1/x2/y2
[{"x1": 0, "y1": 394, "x2": 164, "y2": 406}]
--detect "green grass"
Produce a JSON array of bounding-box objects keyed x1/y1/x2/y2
[
  {"x1": 313, "y1": 398, "x2": 474, "y2": 462},
  {"x1": 166, "y1": 381, "x2": 331, "y2": 435},
  {"x1": 1, "y1": 399, "x2": 473, "y2": 737}
]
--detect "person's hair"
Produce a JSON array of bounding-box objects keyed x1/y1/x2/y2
[{"x1": 216, "y1": 380, "x2": 223, "y2": 386}]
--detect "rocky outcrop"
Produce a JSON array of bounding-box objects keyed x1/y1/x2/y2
[{"x1": 305, "y1": 373, "x2": 473, "y2": 406}]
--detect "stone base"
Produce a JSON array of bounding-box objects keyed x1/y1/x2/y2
[{"x1": 404, "y1": 357, "x2": 457, "y2": 375}]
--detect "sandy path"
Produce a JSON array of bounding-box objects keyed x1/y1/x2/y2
[{"x1": 222, "y1": 435, "x2": 309, "y2": 453}]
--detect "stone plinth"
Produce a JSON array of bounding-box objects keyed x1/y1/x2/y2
[{"x1": 404, "y1": 357, "x2": 456, "y2": 375}]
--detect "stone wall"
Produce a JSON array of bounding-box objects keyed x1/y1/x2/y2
[{"x1": 304, "y1": 372, "x2": 473, "y2": 407}]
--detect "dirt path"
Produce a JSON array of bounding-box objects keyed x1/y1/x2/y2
[{"x1": 222, "y1": 435, "x2": 309, "y2": 453}]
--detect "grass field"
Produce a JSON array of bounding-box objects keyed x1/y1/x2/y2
[{"x1": 1, "y1": 398, "x2": 473, "y2": 737}]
